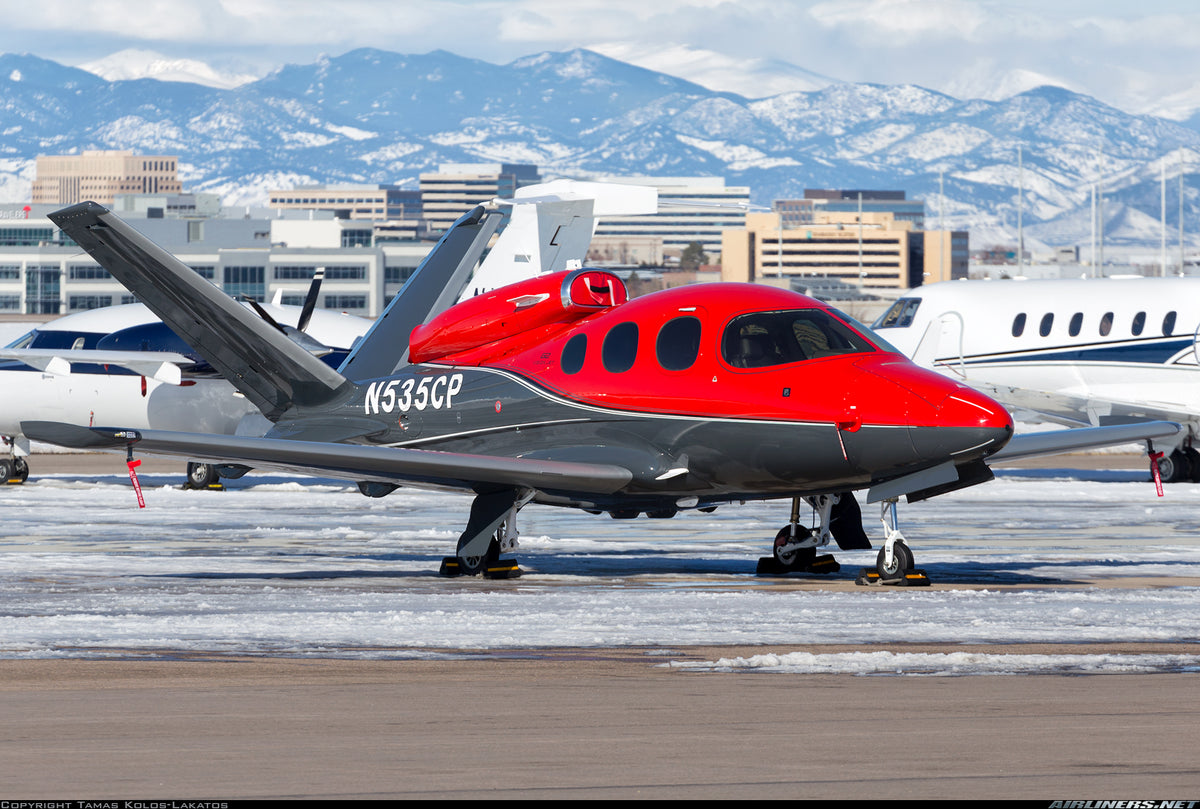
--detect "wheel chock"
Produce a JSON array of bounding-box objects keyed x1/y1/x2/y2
[
  {"x1": 755, "y1": 557, "x2": 786, "y2": 575},
  {"x1": 483, "y1": 558, "x2": 522, "y2": 579},
  {"x1": 755, "y1": 554, "x2": 840, "y2": 576},
  {"x1": 807, "y1": 554, "x2": 840, "y2": 574},
  {"x1": 855, "y1": 567, "x2": 931, "y2": 586},
  {"x1": 438, "y1": 557, "x2": 522, "y2": 578}
]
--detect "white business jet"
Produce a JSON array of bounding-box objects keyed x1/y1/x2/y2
[
  {"x1": 0, "y1": 290, "x2": 371, "y2": 485},
  {"x1": 872, "y1": 276, "x2": 1200, "y2": 481}
]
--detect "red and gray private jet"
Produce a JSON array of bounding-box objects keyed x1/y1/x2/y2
[{"x1": 26, "y1": 201, "x2": 1179, "y2": 582}]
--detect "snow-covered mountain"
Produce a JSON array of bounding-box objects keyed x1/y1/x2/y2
[
  {"x1": 2, "y1": 47, "x2": 1199, "y2": 249},
  {"x1": 79, "y1": 49, "x2": 257, "y2": 90}
]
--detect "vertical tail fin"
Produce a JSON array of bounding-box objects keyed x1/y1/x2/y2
[{"x1": 337, "y1": 204, "x2": 503, "y2": 381}]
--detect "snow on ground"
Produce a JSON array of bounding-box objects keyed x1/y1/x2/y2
[{"x1": 0, "y1": 464, "x2": 1198, "y2": 674}]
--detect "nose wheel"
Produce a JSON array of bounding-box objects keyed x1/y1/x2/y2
[{"x1": 855, "y1": 499, "x2": 929, "y2": 586}]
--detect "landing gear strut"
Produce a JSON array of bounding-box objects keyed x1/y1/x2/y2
[
  {"x1": 440, "y1": 489, "x2": 528, "y2": 579},
  {"x1": 756, "y1": 495, "x2": 843, "y2": 575},
  {"x1": 1, "y1": 437, "x2": 28, "y2": 485},
  {"x1": 855, "y1": 499, "x2": 929, "y2": 586}
]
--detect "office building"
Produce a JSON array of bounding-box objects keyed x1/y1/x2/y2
[
  {"x1": 419, "y1": 163, "x2": 541, "y2": 234},
  {"x1": 0, "y1": 205, "x2": 432, "y2": 318},
  {"x1": 588, "y1": 176, "x2": 748, "y2": 262},
  {"x1": 722, "y1": 210, "x2": 967, "y2": 295},
  {"x1": 32, "y1": 150, "x2": 182, "y2": 206}
]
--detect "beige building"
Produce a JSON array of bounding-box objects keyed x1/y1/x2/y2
[
  {"x1": 33, "y1": 150, "x2": 181, "y2": 206},
  {"x1": 722, "y1": 211, "x2": 966, "y2": 292}
]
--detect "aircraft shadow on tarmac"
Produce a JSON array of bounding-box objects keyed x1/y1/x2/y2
[
  {"x1": 138, "y1": 550, "x2": 1148, "y2": 586},
  {"x1": 34, "y1": 470, "x2": 1182, "y2": 587}
]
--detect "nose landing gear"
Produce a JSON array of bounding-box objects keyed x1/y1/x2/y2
[{"x1": 855, "y1": 499, "x2": 929, "y2": 586}]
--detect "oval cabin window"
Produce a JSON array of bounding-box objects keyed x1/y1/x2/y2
[
  {"x1": 1099, "y1": 312, "x2": 1113, "y2": 337},
  {"x1": 1039, "y1": 313, "x2": 1054, "y2": 337},
  {"x1": 1012, "y1": 313, "x2": 1026, "y2": 337},
  {"x1": 656, "y1": 316, "x2": 702, "y2": 371},
  {"x1": 1163, "y1": 311, "x2": 1177, "y2": 336},
  {"x1": 602, "y1": 322, "x2": 639, "y2": 373},
  {"x1": 561, "y1": 333, "x2": 587, "y2": 375},
  {"x1": 1068, "y1": 313, "x2": 1082, "y2": 337},
  {"x1": 1132, "y1": 312, "x2": 1146, "y2": 336}
]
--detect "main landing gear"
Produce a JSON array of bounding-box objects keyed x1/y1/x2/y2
[
  {"x1": 0, "y1": 455, "x2": 29, "y2": 485},
  {"x1": 1, "y1": 437, "x2": 28, "y2": 485},
  {"x1": 756, "y1": 494, "x2": 845, "y2": 575},
  {"x1": 439, "y1": 489, "x2": 528, "y2": 579},
  {"x1": 1153, "y1": 447, "x2": 1200, "y2": 484},
  {"x1": 184, "y1": 461, "x2": 224, "y2": 491}
]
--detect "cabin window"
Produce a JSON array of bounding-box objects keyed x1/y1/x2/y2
[
  {"x1": 656, "y1": 316, "x2": 702, "y2": 371},
  {"x1": 722, "y1": 309, "x2": 872, "y2": 369},
  {"x1": 1012, "y1": 313, "x2": 1026, "y2": 337},
  {"x1": 601, "y1": 322, "x2": 639, "y2": 373},
  {"x1": 1163, "y1": 311, "x2": 1177, "y2": 336},
  {"x1": 1039, "y1": 313, "x2": 1054, "y2": 337},
  {"x1": 561, "y1": 333, "x2": 587, "y2": 375},
  {"x1": 1068, "y1": 313, "x2": 1083, "y2": 337},
  {"x1": 1132, "y1": 312, "x2": 1146, "y2": 336},
  {"x1": 874, "y1": 298, "x2": 921, "y2": 328},
  {"x1": 1099, "y1": 312, "x2": 1113, "y2": 337}
]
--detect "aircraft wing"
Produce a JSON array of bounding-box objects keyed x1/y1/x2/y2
[
  {"x1": 987, "y1": 421, "x2": 1182, "y2": 463},
  {"x1": 0, "y1": 348, "x2": 195, "y2": 384},
  {"x1": 21, "y1": 421, "x2": 634, "y2": 495},
  {"x1": 974, "y1": 381, "x2": 1198, "y2": 430}
]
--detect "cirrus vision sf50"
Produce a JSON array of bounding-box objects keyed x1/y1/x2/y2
[{"x1": 25, "y1": 200, "x2": 1179, "y2": 583}]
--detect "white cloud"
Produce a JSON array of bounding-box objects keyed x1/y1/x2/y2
[{"x1": 3, "y1": 1, "x2": 1200, "y2": 116}]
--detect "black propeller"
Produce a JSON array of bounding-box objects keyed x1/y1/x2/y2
[
  {"x1": 297, "y1": 266, "x2": 324, "y2": 333},
  {"x1": 239, "y1": 267, "x2": 332, "y2": 357}
]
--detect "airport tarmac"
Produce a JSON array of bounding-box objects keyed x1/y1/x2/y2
[{"x1": 2, "y1": 452, "x2": 1198, "y2": 799}]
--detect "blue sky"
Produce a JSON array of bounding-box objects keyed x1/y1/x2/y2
[{"x1": 3, "y1": 0, "x2": 1200, "y2": 117}]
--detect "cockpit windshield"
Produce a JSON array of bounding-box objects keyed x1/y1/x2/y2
[
  {"x1": 873, "y1": 297, "x2": 922, "y2": 329},
  {"x1": 5, "y1": 330, "x2": 35, "y2": 349},
  {"x1": 722, "y1": 309, "x2": 874, "y2": 369}
]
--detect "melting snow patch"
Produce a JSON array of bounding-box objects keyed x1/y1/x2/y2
[{"x1": 669, "y1": 650, "x2": 1200, "y2": 676}]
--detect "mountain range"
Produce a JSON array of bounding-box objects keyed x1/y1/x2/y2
[{"x1": 2, "y1": 47, "x2": 1199, "y2": 253}]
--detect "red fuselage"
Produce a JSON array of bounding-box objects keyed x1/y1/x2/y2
[{"x1": 352, "y1": 272, "x2": 1014, "y2": 511}]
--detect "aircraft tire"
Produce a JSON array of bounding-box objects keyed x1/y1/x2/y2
[
  {"x1": 1155, "y1": 451, "x2": 1189, "y2": 484},
  {"x1": 773, "y1": 527, "x2": 816, "y2": 569},
  {"x1": 11, "y1": 458, "x2": 28, "y2": 484},
  {"x1": 0, "y1": 458, "x2": 11, "y2": 484},
  {"x1": 186, "y1": 462, "x2": 219, "y2": 489},
  {"x1": 457, "y1": 537, "x2": 501, "y2": 576},
  {"x1": 1185, "y1": 448, "x2": 1200, "y2": 483},
  {"x1": 876, "y1": 543, "x2": 914, "y2": 578}
]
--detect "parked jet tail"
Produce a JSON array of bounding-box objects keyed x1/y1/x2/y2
[
  {"x1": 337, "y1": 204, "x2": 503, "y2": 381},
  {"x1": 48, "y1": 202, "x2": 504, "y2": 421}
]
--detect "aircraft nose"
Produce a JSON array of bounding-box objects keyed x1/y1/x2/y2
[{"x1": 933, "y1": 385, "x2": 1014, "y2": 457}]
